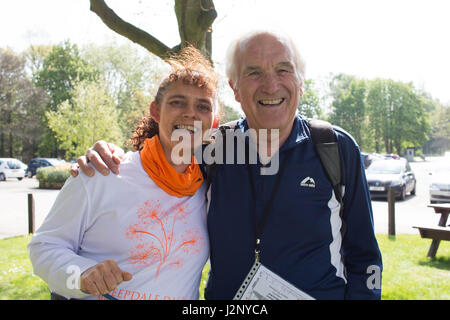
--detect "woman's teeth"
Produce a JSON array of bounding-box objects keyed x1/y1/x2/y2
[{"x1": 174, "y1": 124, "x2": 196, "y2": 133}]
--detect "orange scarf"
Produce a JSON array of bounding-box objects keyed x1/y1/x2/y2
[{"x1": 140, "y1": 136, "x2": 203, "y2": 197}]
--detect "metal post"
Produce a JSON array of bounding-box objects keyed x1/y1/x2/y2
[
  {"x1": 28, "y1": 193, "x2": 35, "y2": 234},
  {"x1": 388, "y1": 187, "x2": 395, "y2": 236}
]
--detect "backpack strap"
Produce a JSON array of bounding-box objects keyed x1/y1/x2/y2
[
  {"x1": 307, "y1": 119, "x2": 345, "y2": 236},
  {"x1": 203, "y1": 120, "x2": 239, "y2": 187}
]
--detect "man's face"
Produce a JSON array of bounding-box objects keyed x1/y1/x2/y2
[{"x1": 230, "y1": 34, "x2": 303, "y2": 136}]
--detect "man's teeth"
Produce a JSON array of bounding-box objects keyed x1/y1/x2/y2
[
  {"x1": 175, "y1": 125, "x2": 197, "y2": 133},
  {"x1": 259, "y1": 98, "x2": 284, "y2": 105}
]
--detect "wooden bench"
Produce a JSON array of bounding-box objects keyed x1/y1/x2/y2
[
  {"x1": 413, "y1": 203, "x2": 450, "y2": 258},
  {"x1": 413, "y1": 226, "x2": 450, "y2": 257}
]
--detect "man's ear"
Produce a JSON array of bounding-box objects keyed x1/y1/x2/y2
[
  {"x1": 150, "y1": 101, "x2": 161, "y2": 123},
  {"x1": 228, "y1": 80, "x2": 241, "y2": 103},
  {"x1": 299, "y1": 82, "x2": 304, "y2": 97}
]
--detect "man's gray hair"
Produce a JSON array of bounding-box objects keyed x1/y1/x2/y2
[{"x1": 225, "y1": 30, "x2": 306, "y2": 88}]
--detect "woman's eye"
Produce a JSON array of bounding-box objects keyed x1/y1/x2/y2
[
  {"x1": 198, "y1": 104, "x2": 212, "y2": 112},
  {"x1": 170, "y1": 100, "x2": 182, "y2": 106}
]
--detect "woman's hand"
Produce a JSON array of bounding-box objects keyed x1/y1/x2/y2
[{"x1": 80, "y1": 259, "x2": 132, "y2": 296}]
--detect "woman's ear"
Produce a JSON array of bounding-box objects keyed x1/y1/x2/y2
[{"x1": 150, "y1": 101, "x2": 161, "y2": 123}]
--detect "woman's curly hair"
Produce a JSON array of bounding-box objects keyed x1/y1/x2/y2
[{"x1": 129, "y1": 46, "x2": 218, "y2": 151}]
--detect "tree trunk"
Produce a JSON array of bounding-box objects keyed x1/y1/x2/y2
[
  {"x1": 0, "y1": 132, "x2": 4, "y2": 157},
  {"x1": 89, "y1": 0, "x2": 217, "y2": 61}
]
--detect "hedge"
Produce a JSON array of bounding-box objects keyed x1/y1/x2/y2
[{"x1": 36, "y1": 164, "x2": 71, "y2": 189}]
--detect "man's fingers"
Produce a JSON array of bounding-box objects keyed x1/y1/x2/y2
[
  {"x1": 91, "y1": 141, "x2": 118, "y2": 175},
  {"x1": 86, "y1": 148, "x2": 110, "y2": 176},
  {"x1": 100, "y1": 143, "x2": 120, "y2": 174},
  {"x1": 70, "y1": 163, "x2": 80, "y2": 178},
  {"x1": 77, "y1": 155, "x2": 95, "y2": 177}
]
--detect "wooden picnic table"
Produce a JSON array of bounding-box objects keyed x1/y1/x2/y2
[{"x1": 414, "y1": 203, "x2": 450, "y2": 258}]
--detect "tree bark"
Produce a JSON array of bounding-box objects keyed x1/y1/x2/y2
[{"x1": 89, "y1": 0, "x2": 217, "y2": 60}]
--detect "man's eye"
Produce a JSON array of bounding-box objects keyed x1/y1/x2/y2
[
  {"x1": 170, "y1": 100, "x2": 182, "y2": 106},
  {"x1": 248, "y1": 71, "x2": 261, "y2": 77}
]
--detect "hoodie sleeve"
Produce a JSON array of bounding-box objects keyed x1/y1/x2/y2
[
  {"x1": 336, "y1": 129, "x2": 383, "y2": 300},
  {"x1": 28, "y1": 176, "x2": 98, "y2": 299}
]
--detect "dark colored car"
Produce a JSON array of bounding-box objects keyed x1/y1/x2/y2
[
  {"x1": 360, "y1": 152, "x2": 383, "y2": 169},
  {"x1": 365, "y1": 158, "x2": 416, "y2": 200},
  {"x1": 26, "y1": 158, "x2": 65, "y2": 178}
]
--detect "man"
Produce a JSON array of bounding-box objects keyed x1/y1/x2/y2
[{"x1": 74, "y1": 30, "x2": 382, "y2": 299}]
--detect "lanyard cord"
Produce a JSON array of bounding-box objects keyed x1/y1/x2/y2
[{"x1": 247, "y1": 150, "x2": 291, "y2": 263}]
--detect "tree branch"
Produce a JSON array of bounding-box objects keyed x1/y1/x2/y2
[{"x1": 89, "y1": 0, "x2": 175, "y2": 59}]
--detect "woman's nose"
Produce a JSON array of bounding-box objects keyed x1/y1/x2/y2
[{"x1": 183, "y1": 103, "x2": 196, "y2": 118}]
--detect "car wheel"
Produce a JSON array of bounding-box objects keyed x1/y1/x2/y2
[
  {"x1": 410, "y1": 181, "x2": 416, "y2": 196},
  {"x1": 18, "y1": 177, "x2": 23, "y2": 181},
  {"x1": 27, "y1": 171, "x2": 33, "y2": 178},
  {"x1": 400, "y1": 186, "x2": 406, "y2": 201},
  {"x1": 0, "y1": 173, "x2": 5, "y2": 181}
]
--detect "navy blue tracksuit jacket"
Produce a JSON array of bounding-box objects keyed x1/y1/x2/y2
[{"x1": 204, "y1": 116, "x2": 382, "y2": 300}]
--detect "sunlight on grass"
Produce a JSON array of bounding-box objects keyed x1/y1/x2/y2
[
  {"x1": 0, "y1": 235, "x2": 50, "y2": 300},
  {"x1": 0, "y1": 234, "x2": 448, "y2": 300},
  {"x1": 377, "y1": 234, "x2": 449, "y2": 300}
]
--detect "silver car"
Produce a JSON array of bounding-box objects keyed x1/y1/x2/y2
[{"x1": 429, "y1": 162, "x2": 450, "y2": 203}]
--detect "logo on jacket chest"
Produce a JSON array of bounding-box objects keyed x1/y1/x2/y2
[{"x1": 300, "y1": 176, "x2": 316, "y2": 188}]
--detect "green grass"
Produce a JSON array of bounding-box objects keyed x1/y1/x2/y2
[
  {"x1": 376, "y1": 234, "x2": 449, "y2": 300},
  {"x1": 0, "y1": 235, "x2": 50, "y2": 300},
  {"x1": 1, "y1": 234, "x2": 449, "y2": 300}
]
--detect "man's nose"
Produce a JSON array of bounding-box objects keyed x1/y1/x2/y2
[{"x1": 261, "y1": 73, "x2": 280, "y2": 94}]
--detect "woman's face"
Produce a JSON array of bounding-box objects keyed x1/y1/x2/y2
[{"x1": 150, "y1": 81, "x2": 215, "y2": 164}]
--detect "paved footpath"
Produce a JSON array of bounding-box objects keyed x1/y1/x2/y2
[{"x1": 0, "y1": 178, "x2": 59, "y2": 239}]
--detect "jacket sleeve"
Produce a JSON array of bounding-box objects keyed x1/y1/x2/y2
[
  {"x1": 28, "y1": 176, "x2": 98, "y2": 299},
  {"x1": 337, "y1": 131, "x2": 383, "y2": 300}
]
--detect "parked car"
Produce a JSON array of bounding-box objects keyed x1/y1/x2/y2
[
  {"x1": 429, "y1": 162, "x2": 450, "y2": 203},
  {"x1": 365, "y1": 158, "x2": 416, "y2": 200},
  {"x1": 0, "y1": 158, "x2": 26, "y2": 181},
  {"x1": 361, "y1": 152, "x2": 383, "y2": 169},
  {"x1": 25, "y1": 158, "x2": 65, "y2": 178},
  {"x1": 383, "y1": 153, "x2": 400, "y2": 160}
]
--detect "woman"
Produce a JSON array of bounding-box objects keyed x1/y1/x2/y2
[{"x1": 28, "y1": 47, "x2": 218, "y2": 300}]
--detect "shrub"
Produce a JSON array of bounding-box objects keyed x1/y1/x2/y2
[{"x1": 36, "y1": 164, "x2": 71, "y2": 189}]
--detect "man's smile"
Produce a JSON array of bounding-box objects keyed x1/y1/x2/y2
[{"x1": 258, "y1": 98, "x2": 285, "y2": 107}]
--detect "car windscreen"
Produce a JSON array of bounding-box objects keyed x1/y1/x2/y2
[
  {"x1": 366, "y1": 161, "x2": 403, "y2": 174},
  {"x1": 46, "y1": 159, "x2": 64, "y2": 166},
  {"x1": 6, "y1": 160, "x2": 21, "y2": 169}
]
